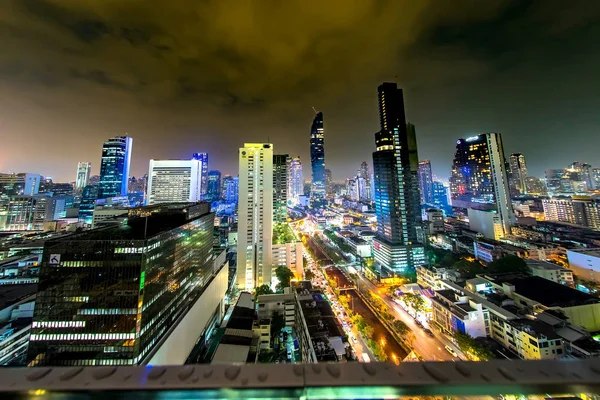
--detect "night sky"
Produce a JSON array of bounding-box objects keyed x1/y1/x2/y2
[{"x1": 1, "y1": 1, "x2": 600, "y2": 182}]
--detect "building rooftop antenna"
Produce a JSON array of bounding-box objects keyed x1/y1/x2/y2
[{"x1": 312, "y1": 106, "x2": 318, "y2": 114}]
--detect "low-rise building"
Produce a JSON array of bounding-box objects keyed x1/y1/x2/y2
[
  {"x1": 566, "y1": 248, "x2": 600, "y2": 283},
  {"x1": 525, "y1": 259, "x2": 574, "y2": 286},
  {"x1": 416, "y1": 266, "x2": 461, "y2": 290},
  {"x1": 257, "y1": 292, "x2": 295, "y2": 327},
  {"x1": 431, "y1": 289, "x2": 488, "y2": 338}
]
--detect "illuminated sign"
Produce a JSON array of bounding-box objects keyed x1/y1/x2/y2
[{"x1": 465, "y1": 136, "x2": 480, "y2": 142}]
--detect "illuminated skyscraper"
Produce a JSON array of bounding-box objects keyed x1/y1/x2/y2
[
  {"x1": 417, "y1": 160, "x2": 433, "y2": 205},
  {"x1": 78, "y1": 185, "x2": 99, "y2": 224},
  {"x1": 75, "y1": 162, "x2": 91, "y2": 190},
  {"x1": 98, "y1": 136, "x2": 132, "y2": 199},
  {"x1": 450, "y1": 133, "x2": 514, "y2": 236},
  {"x1": 237, "y1": 143, "x2": 273, "y2": 290},
  {"x1": 568, "y1": 161, "x2": 593, "y2": 190},
  {"x1": 206, "y1": 170, "x2": 222, "y2": 202},
  {"x1": 358, "y1": 162, "x2": 371, "y2": 201},
  {"x1": 324, "y1": 168, "x2": 332, "y2": 196},
  {"x1": 222, "y1": 175, "x2": 239, "y2": 204},
  {"x1": 273, "y1": 154, "x2": 289, "y2": 223},
  {"x1": 288, "y1": 157, "x2": 303, "y2": 205},
  {"x1": 147, "y1": 158, "x2": 202, "y2": 205},
  {"x1": 509, "y1": 153, "x2": 528, "y2": 195},
  {"x1": 192, "y1": 153, "x2": 209, "y2": 200},
  {"x1": 310, "y1": 111, "x2": 326, "y2": 198},
  {"x1": 372, "y1": 82, "x2": 423, "y2": 274}
]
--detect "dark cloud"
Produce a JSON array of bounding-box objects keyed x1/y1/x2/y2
[{"x1": 0, "y1": 0, "x2": 599, "y2": 181}]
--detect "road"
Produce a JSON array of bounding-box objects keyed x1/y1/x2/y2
[{"x1": 343, "y1": 265, "x2": 463, "y2": 361}]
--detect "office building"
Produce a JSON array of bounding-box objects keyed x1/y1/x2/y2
[
  {"x1": 525, "y1": 260, "x2": 574, "y2": 286},
  {"x1": 525, "y1": 176, "x2": 547, "y2": 196},
  {"x1": 358, "y1": 162, "x2": 371, "y2": 201},
  {"x1": 98, "y1": 136, "x2": 133, "y2": 199},
  {"x1": 418, "y1": 160, "x2": 433, "y2": 205},
  {"x1": 192, "y1": 153, "x2": 209, "y2": 200},
  {"x1": 567, "y1": 248, "x2": 600, "y2": 283},
  {"x1": 324, "y1": 168, "x2": 333, "y2": 196},
  {"x1": 542, "y1": 196, "x2": 600, "y2": 230},
  {"x1": 592, "y1": 168, "x2": 600, "y2": 190},
  {"x1": 206, "y1": 170, "x2": 222, "y2": 202},
  {"x1": 309, "y1": 112, "x2": 326, "y2": 198},
  {"x1": 273, "y1": 155, "x2": 289, "y2": 223},
  {"x1": 75, "y1": 162, "x2": 91, "y2": 190},
  {"x1": 28, "y1": 203, "x2": 227, "y2": 366},
  {"x1": 450, "y1": 133, "x2": 514, "y2": 237},
  {"x1": 372, "y1": 82, "x2": 424, "y2": 274},
  {"x1": 77, "y1": 185, "x2": 99, "y2": 225},
  {"x1": 222, "y1": 175, "x2": 239, "y2": 204},
  {"x1": 288, "y1": 157, "x2": 303, "y2": 206},
  {"x1": 128, "y1": 175, "x2": 147, "y2": 194},
  {"x1": 509, "y1": 153, "x2": 527, "y2": 196},
  {"x1": 569, "y1": 162, "x2": 593, "y2": 190},
  {"x1": 146, "y1": 158, "x2": 202, "y2": 205},
  {"x1": 237, "y1": 143, "x2": 273, "y2": 290}
]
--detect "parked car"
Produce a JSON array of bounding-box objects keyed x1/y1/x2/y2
[
  {"x1": 445, "y1": 345, "x2": 458, "y2": 357},
  {"x1": 423, "y1": 329, "x2": 434, "y2": 337}
]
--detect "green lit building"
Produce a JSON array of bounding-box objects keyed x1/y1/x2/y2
[{"x1": 27, "y1": 202, "x2": 227, "y2": 366}]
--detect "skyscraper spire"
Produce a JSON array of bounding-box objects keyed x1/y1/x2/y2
[{"x1": 310, "y1": 111, "x2": 326, "y2": 199}]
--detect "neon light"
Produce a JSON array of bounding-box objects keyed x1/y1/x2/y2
[{"x1": 465, "y1": 136, "x2": 480, "y2": 142}]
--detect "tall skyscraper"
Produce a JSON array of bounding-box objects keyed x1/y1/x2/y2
[
  {"x1": 28, "y1": 203, "x2": 217, "y2": 366},
  {"x1": 75, "y1": 162, "x2": 91, "y2": 190},
  {"x1": 509, "y1": 153, "x2": 528, "y2": 195},
  {"x1": 146, "y1": 158, "x2": 202, "y2": 205},
  {"x1": 192, "y1": 153, "x2": 209, "y2": 200},
  {"x1": 324, "y1": 168, "x2": 333, "y2": 196},
  {"x1": 273, "y1": 154, "x2": 289, "y2": 223},
  {"x1": 593, "y1": 168, "x2": 600, "y2": 190},
  {"x1": 372, "y1": 82, "x2": 424, "y2": 274},
  {"x1": 450, "y1": 133, "x2": 514, "y2": 236},
  {"x1": 237, "y1": 143, "x2": 273, "y2": 290},
  {"x1": 98, "y1": 136, "x2": 132, "y2": 199},
  {"x1": 310, "y1": 111, "x2": 326, "y2": 198},
  {"x1": 288, "y1": 157, "x2": 303, "y2": 205},
  {"x1": 358, "y1": 162, "x2": 371, "y2": 201},
  {"x1": 222, "y1": 175, "x2": 239, "y2": 204},
  {"x1": 206, "y1": 170, "x2": 222, "y2": 202},
  {"x1": 568, "y1": 162, "x2": 593, "y2": 190},
  {"x1": 417, "y1": 160, "x2": 433, "y2": 205},
  {"x1": 77, "y1": 185, "x2": 99, "y2": 224}
]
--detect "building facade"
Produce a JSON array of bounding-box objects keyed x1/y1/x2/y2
[
  {"x1": 27, "y1": 203, "x2": 216, "y2": 366},
  {"x1": 372, "y1": 83, "x2": 423, "y2": 274},
  {"x1": 509, "y1": 153, "x2": 527, "y2": 196},
  {"x1": 273, "y1": 155, "x2": 289, "y2": 223},
  {"x1": 418, "y1": 160, "x2": 433, "y2": 205},
  {"x1": 75, "y1": 162, "x2": 92, "y2": 190},
  {"x1": 310, "y1": 112, "x2": 326, "y2": 199},
  {"x1": 146, "y1": 158, "x2": 202, "y2": 205},
  {"x1": 237, "y1": 143, "x2": 274, "y2": 290},
  {"x1": 192, "y1": 153, "x2": 209, "y2": 200},
  {"x1": 206, "y1": 170, "x2": 222, "y2": 202},
  {"x1": 288, "y1": 157, "x2": 303, "y2": 206},
  {"x1": 222, "y1": 176, "x2": 239, "y2": 204},
  {"x1": 98, "y1": 136, "x2": 133, "y2": 199}
]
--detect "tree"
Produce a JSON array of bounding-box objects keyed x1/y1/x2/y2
[
  {"x1": 270, "y1": 311, "x2": 285, "y2": 336},
  {"x1": 392, "y1": 319, "x2": 410, "y2": 336},
  {"x1": 487, "y1": 255, "x2": 530, "y2": 274},
  {"x1": 451, "y1": 259, "x2": 484, "y2": 279},
  {"x1": 453, "y1": 331, "x2": 494, "y2": 361},
  {"x1": 255, "y1": 284, "x2": 274, "y2": 297},
  {"x1": 274, "y1": 265, "x2": 295, "y2": 291},
  {"x1": 304, "y1": 269, "x2": 315, "y2": 281},
  {"x1": 403, "y1": 292, "x2": 426, "y2": 313}
]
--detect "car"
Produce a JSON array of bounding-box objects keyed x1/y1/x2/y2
[
  {"x1": 423, "y1": 329, "x2": 434, "y2": 337},
  {"x1": 445, "y1": 345, "x2": 458, "y2": 357}
]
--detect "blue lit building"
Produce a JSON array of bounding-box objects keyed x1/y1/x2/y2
[
  {"x1": 192, "y1": 153, "x2": 209, "y2": 200},
  {"x1": 206, "y1": 170, "x2": 221, "y2": 202},
  {"x1": 98, "y1": 136, "x2": 132, "y2": 199},
  {"x1": 310, "y1": 112, "x2": 326, "y2": 198},
  {"x1": 77, "y1": 185, "x2": 98, "y2": 224},
  {"x1": 222, "y1": 176, "x2": 239, "y2": 204},
  {"x1": 372, "y1": 83, "x2": 424, "y2": 275},
  {"x1": 432, "y1": 181, "x2": 453, "y2": 216}
]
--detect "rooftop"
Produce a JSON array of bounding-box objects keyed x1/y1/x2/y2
[
  {"x1": 485, "y1": 274, "x2": 600, "y2": 308},
  {"x1": 525, "y1": 259, "x2": 571, "y2": 271},
  {"x1": 511, "y1": 318, "x2": 561, "y2": 340},
  {"x1": 568, "y1": 248, "x2": 600, "y2": 258},
  {"x1": 0, "y1": 284, "x2": 37, "y2": 312}
]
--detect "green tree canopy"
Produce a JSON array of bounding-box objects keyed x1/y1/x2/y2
[
  {"x1": 304, "y1": 269, "x2": 315, "y2": 281},
  {"x1": 403, "y1": 292, "x2": 426, "y2": 313},
  {"x1": 392, "y1": 319, "x2": 410, "y2": 336},
  {"x1": 254, "y1": 284, "x2": 274, "y2": 300},
  {"x1": 274, "y1": 265, "x2": 295, "y2": 291},
  {"x1": 451, "y1": 259, "x2": 485, "y2": 279},
  {"x1": 453, "y1": 331, "x2": 494, "y2": 361},
  {"x1": 487, "y1": 255, "x2": 530, "y2": 274}
]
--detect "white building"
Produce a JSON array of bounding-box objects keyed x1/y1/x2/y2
[
  {"x1": 237, "y1": 143, "x2": 274, "y2": 290},
  {"x1": 75, "y1": 162, "x2": 91, "y2": 190},
  {"x1": 146, "y1": 158, "x2": 202, "y2": 205},
  {"x1": 287, "y1": 157, "x2": 303, "y2": 206},
  {"x1": 468, "y1": 208, "x2": 505, "y2": 240},
  {"x1": 567, "y1": 248, "x2": 600, "y2": 283},
  {"x1": 416, "y1": 265, "x2": 461, "y2": 290},
  {"x1": 272, "y1": 242, "x2": 303, "y2": 279},
  {"x1": 525, "y1": 259, "x2": 574, "y2": 286}
]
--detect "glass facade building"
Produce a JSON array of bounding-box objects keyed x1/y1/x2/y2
[
  {"x1": 75, "y1": 162, "x2": 92, "y2": 190},
  {"x1": 192, "y1": 153, "x2": 209, "y2": 200},
  {"x1": 310, "y1": 112, "x2": 326, "y2": 198},
  {"x1": 372, "y1": 83, "x2": 423, "y2": 274},
  {"x1": 418, "y1": 160, "x2": 433, "y2": 205},
  {"x1": 98, "y1": 136, "x2": 133, "y2": 199},
  {"x1": 206, "y1": 170, "x2": 221, "y2": 202},
  {"x1": 27, "y1": 203, "x2": 214, "y2": 366},
  {"x1": 78, "y1": 185, "x2": 99, "y2": 224},
  {"x1": 273, "y1": 154, "x2": 289, "y2": 223}
]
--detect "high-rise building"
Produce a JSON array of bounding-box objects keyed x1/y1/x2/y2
[
  {"x1": 98, "y1": 136, "x2": 133, "y2": 199},
  {"x1": 545, "y1": 169, "x2": 572, "y2": 194},
  {"x1": 542, "y1": 196, "x2": 600, "y2": 230},
  {"x1": 324, "y1": 168, "x2": 333, "y2": 196},
  {"x1": 450, "y1": 133, "x2": 514, "y2": 236},
  {"x1": 432, "y1": 181, "x2": 452, "y2": 215},
  {"x1": 222, "y1": 175, "x2": 239, "y2": 204},
  {"x1": 146, "y1": 158, "x2": 202, "y2": 205},
  {"x1": 273, "y1": 155, "x2": 289, "y2": 223},
  {"x1": 206, "y1": 170, "x2": 222, "y2": 202},
  {"x1": 78, "y1": 185, "x2": 99, "y2": 224},
  {"x1": 310, "y1": 112, "x2": 326, "y2": 198},
  {"x1": 372, "y1": 82, "x2": 424, "y2": 274},
  {"x1": 568, "y1": 162, "x2": 593, "y2": 191},
  {"x1": 192, "y1": 153, "x2": 209, "y2": 200},
  {"x1": 509, "y1": 153, "x2": 527, "y2": 195},
  {"x1": 288, "y1": 157, "x2": 303, "y2": 205},
  {"x1": 237, "y1": 143, "x2": 273, "y2": 290},
  {"x1": 418, "y1": 160, "x2": 433, "y2": 205},
  {"x1": 27, "y1": 203, "x2": 223, "y2": 366},
  {"x1": 128, "y1": 175, "x2": 147, "y2": 194},
  {"x1": 593, "y1": 168, "x2": 600, "y2": 190},
  {"x1": 75, "y1": 162, "x2": 91, "y2": 190},
  {"x1": 358, "y1": 162, "x2": 371, "y2": 201},
  {"x1": 525, "y1": 176, "x2": 548, "y2": 196}
]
